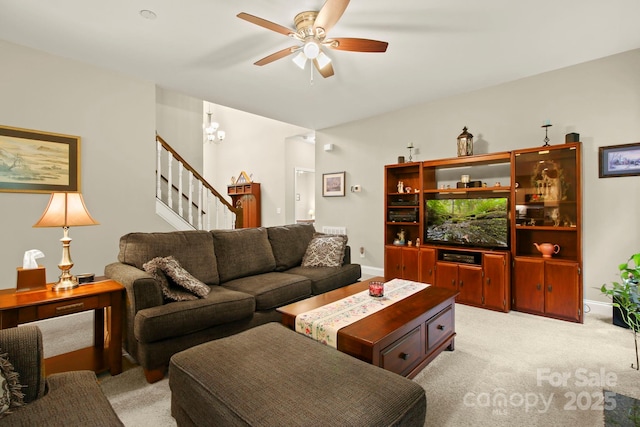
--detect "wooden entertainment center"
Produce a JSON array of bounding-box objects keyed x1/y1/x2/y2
[{"x1": 384, "y1": 142, "x2": 582, "y2": 322}]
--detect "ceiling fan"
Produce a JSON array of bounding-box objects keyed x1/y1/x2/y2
[{"x1": 237, "y1": 0, "x2": 388, "y2": 78}]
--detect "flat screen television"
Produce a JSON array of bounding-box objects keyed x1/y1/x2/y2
[{"x1": 425, "y1": 197, "x2": 509, "y2": 249}]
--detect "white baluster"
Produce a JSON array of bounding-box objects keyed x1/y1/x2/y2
[
  {"x1": 156, "y1": 140, "x2": 162, "y2": 199},
  {"x1": 178, "y1": 163, "x2": 184, "y2": 217},
  {"x1": 215, "y1": 198, "x2": 220, "y2": 229},
  {"x1": 188, "y1": 172, "x2": 194, "y2": 226},
  {"x1": 205, "y1": 190, "x2": 211, "y2": 230},
  {"x1": 197, "y1": 181, "x2": 203, "y2": 230},
  {"x1": 167, "y1": 154, "x2": 173, "y2": 208}
]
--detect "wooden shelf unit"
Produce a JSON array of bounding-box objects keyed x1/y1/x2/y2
[
  {"x1": 227, "y1": 182, "x2": 261, "y2": 228},
  {"x1": 383, "y1": 143, "x2": 582, "y2": 322}
]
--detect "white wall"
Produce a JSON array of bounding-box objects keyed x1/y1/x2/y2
[
  {"x1": 203, "y1": 105, "x2": 310, "y2": 227},
  {"x1": 315, "y1": 48, "x2": 640, "y2": 302},
  {"x1": 156, "y1": 88, "x2": 204, "y2": 171},
  {"x1": 0, "y1": 40, "x2": 173, "y2": 288}
]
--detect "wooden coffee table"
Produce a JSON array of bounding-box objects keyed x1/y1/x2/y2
[{"x1": 278, "y1": 277, "x2": 458, "y2": 378}]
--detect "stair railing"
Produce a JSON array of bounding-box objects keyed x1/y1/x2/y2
[{"x1": 156, "y1": 134, "x2": 242, "y2": 230}]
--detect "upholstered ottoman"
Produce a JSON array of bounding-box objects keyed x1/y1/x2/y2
[{"x1": 169, "y1": 322, "x2": 426, "y2": 426}]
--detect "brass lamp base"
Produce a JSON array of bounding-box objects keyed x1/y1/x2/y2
[
  {"x1": 52, "y1": 271, "x2": 79, "y2": 292},
  {"x1": 51, "y1": 228, "x2": 79, "y2": 292}
]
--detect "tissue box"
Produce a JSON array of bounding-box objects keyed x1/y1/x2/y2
[{"x1": 16, "y1": 266, "x2": 47, "y2": 291}]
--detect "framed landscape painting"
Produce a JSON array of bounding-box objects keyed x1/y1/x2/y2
[
  {"x1": 322, "y1": 171, "x2": 345, "y2": 197},
  {"x1": 0, "y1": 125, "x2": 80, "y2": 193},
  {"x1": 598, "y1": 142, "x2": 640, "y2": 178}
]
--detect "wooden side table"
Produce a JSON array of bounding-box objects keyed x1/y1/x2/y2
[{"x1": 0, "y1": 279, "x2": 124, "y2": 376}]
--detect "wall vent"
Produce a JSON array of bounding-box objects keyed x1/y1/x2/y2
[{"x1": 322, "y1": 226, "x2": 347, "y2": 235}]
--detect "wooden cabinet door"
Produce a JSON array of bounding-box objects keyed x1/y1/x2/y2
[
  {"x1": 402, "y1": 248, "x2": 420, "y2": 281},
  {"x1": 385, "y1": 246, "x2": 403, "y2": 281},
  {"x1": 545, "y1": 260, "x2": 580, "y2": 321},
  {"x1": 483, "y1": 253, "x2": 508, "y2": 311},
  {"x1": 435, "y1": 262, "x2": 458, "y2": 291},
  {"x1": 419, "y1": 247, "x2": 436, "y2": 284},
  {"x1": 513, "y1": 258, "x2": 544, "y2": 314},
  {"x1": 458, "y1": 264, "x2": 483, "y2": 305}
]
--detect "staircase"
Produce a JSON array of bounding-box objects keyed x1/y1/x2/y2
[{"x1": 155, "y1": 134, "x2": 242, "y2": 230}]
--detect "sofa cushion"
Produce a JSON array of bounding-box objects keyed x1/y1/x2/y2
[
  {"x1": 118, "y1": 231, "x2": 219, "y2": 285},
  {"x1": 222, "y1": 272, "x2": 311, "y2": 311},
  {"x1": 211, "y1": 228, "x2": 276, "y2": 283},
  {"x1": 142, "y1": 256, "x2": 211, "y2": 302},
  {"x1": 287, "y1": 264, "x2": 362, "y2": 295},
  {"x1": 267, "y1": 224, "x2": 315, "y2": 271},
  {"x1": 301, "y1": 233, "x2": 348, "y2": 268},
  {"x1": 134, "y1": 287, "x2": 255, "y2": 344}
]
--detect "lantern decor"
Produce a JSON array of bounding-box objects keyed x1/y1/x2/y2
[{"x1": 456, "y1": 126, "x2": 473, "y2": 157}]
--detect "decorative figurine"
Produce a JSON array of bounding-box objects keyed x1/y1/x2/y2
[
  {"x1": 393, "y1": 229, "x2": 406, "y2": 246},
  {"x1": 397, "y1": 181, "x2": 404, "y2": 193},
  {"x1": 541, "y1": 120, "x2": 552, "y2": 146},
  {"x1": 407, "y1": 142, "x2": 414, "y2": 162}
]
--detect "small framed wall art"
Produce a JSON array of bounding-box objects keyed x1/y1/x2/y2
[
  {"x1": 0, "y1": 125, "x2": 80, "y2": 193},
  {"x1": 598, "y1": 142, "x2": 640, "y2": 178},
  {"x1": 322, "y1": 171, "x2": 345, "y2": 197}
]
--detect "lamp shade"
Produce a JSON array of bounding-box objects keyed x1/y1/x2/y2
[{"x1": 33, "y1": 192, "x2": 99, "y2": 228}]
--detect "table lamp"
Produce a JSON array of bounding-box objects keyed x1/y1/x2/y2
[{"x1": 33, "y1": 192, "x2": 99, "y2": 291}]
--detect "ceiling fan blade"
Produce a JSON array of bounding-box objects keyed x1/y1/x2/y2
[
  {"x1": 314, "y1": 0, "x2": 350, "y2": 33},
  {"x1": 237, "y1": 12, "x2": 294, "y2": 37},
  {"x1": 314, "y1": 59, "x2": 335, "y2": 78},
  {"x1": 326, "y1": 38, "x2": 388, "y2": 53},
  {"x1": 254, "y1": 46, "x2": 298, "y2": 66}
]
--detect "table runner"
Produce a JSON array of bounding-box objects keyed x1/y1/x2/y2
[{"x1": 295, "y1": 278, "x2": 429, "y2": 348}]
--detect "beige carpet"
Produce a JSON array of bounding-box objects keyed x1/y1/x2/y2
[{"x1": 37, "y1": 304, "x2": 639, "y2": 427}]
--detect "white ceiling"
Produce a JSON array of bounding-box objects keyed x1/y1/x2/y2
[{"x1": 1, "y1": 0, "x2": 639, "y2": 130}]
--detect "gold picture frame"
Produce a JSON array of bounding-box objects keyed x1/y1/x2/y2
[{"x1": 0, "y1": 125, "x2": 80, "y2": 193}]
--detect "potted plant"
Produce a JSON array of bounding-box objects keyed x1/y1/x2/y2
[{"x1": 601, "y1": 253, "x2": 640, "y2": 370}]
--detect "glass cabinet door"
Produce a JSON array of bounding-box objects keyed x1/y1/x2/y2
[{"x1": 512, "y1": 143, "x2": 581, "y2": 260}]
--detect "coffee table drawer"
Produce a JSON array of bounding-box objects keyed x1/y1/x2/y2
[
  {"x1": 380, "y1": 325, "x2": 422, "y2": 376},
  {"x1": 427, "y1": 307, "x2": 453, "y2": 350}
]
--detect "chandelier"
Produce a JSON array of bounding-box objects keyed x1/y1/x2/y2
[{"x1": 204, "y1": 111, "x2": 226, "y2": 142}]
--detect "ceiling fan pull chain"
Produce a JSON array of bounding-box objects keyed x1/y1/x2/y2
[{"x1": 310, "y1": 62, "x2": 314, "y2": 85}]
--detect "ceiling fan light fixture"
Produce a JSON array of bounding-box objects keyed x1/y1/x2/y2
[
  {"x1": 292, "y1": 51, "x2": 307, "y2": 69},
  {"x1": 303, "y1": 41, "x2": 320, "y2": 59},
  {"x1": 316, "y1": 51, "x2": 332, "y2": 69}
]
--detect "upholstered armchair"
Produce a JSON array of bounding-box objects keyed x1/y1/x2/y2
[{"x1": 0, "y1": 325, "x2": 122, "y2": 426}]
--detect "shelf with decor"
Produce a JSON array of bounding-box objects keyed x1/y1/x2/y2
[
  {"x1": 384, "y1": 163, "x2": 423, "y2": 248},
  {"x1": 510, "y1": 142, "x2": 582, "y2": 322},
  {"x1": 423, "y1": 151, "x2": 511, "y2": 194}
]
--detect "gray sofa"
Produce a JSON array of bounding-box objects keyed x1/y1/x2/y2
[
  {"x1": 104, "y1": 223, "x2": 361, "y2": 383},
  {"x1": 0, "y1": 325, "x2": 123, "y2": 426}
]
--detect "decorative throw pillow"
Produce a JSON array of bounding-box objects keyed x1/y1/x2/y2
[
  {"x1": 0, "y1": 352, "x2": 24, "y2": 418},
  {"x1": 301, "y1": 233, "x2": 348, "y2": 268},
  {"x1": 143, "y1": 256, "x2": 210, "y2": 302}
]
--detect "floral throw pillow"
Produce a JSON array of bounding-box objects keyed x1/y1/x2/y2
[
  {"x1": 301, "y1": 234, "x2": 348, "y2": 268},
  {"x1": 0, "y1": 352, "x2": 24, "y2": 418},
  {"x1": 143, "y1": 256, "x2": 211, "y2": 302}
]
